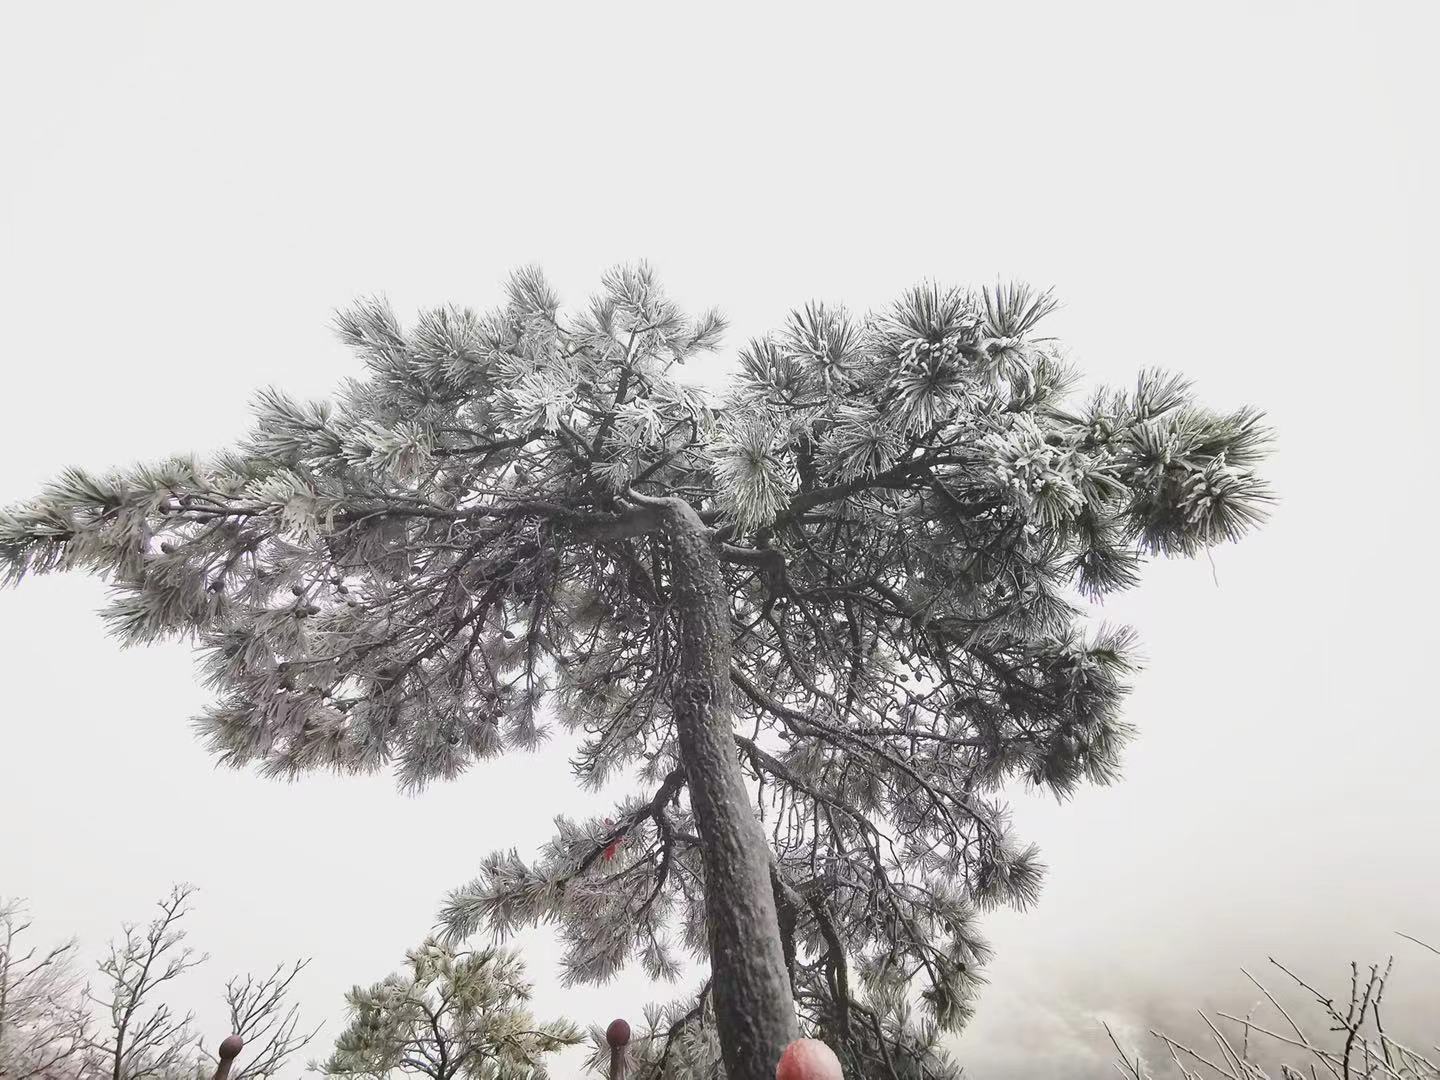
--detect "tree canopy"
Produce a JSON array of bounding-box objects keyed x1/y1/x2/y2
[
  {"x1": 318, "y1": 939, "x2": 579, "y2": 1080},
  {"x1": 0, "y1": 264, "x2": 1271, "y2": 1078}
]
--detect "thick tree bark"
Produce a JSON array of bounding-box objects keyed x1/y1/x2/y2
[{"x1": 653, "y1": 495, "x2": 798, "y2": 1080}]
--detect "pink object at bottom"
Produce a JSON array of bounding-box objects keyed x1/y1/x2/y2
[{"x1": 776, "y1": 1038, "x2": 844, "y2": 1080}]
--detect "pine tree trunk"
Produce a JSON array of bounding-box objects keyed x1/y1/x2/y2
[{"x1": 658, "y1": 496, "x2": 798, "y2": 1080}]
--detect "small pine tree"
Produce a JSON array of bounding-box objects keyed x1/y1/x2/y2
[
  {"x1": 317, "y1": 939, "x2": 579, "y2": 1079},
  {"x1": 0, "y1": 265, "x2": 1272, "y2": 1079}
]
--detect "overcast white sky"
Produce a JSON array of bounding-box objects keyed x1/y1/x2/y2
[{"x1": 1, "y1": 3, "x2": 1435, "y2": 1077}]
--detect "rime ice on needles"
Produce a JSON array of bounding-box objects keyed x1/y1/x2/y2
[
  {"x1": 317, "y1": 939, "x2": 579, "y2": 1079},
  {"x1": 0, "y1": 265, "x2": 1273, "y2": 1077}
]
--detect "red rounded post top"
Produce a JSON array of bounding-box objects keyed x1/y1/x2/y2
[
  {"x1": 605, "y1": 1017, "x2": 632, "y2": 1048},
  {"x1": 218, "y1": 1035, "x2": 244, "y2": 1060},
  {"x1": 776, "y1": 1038, "x2": 843, "y2": 1080}
]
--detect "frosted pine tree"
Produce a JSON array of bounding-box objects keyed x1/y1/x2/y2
[
  {"x1": 0, "y1": 265, "x2": 1271, "y2": 1080},
  {"x1": 317, "y1": 939, "x2": 579, "y2": 1079}
]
